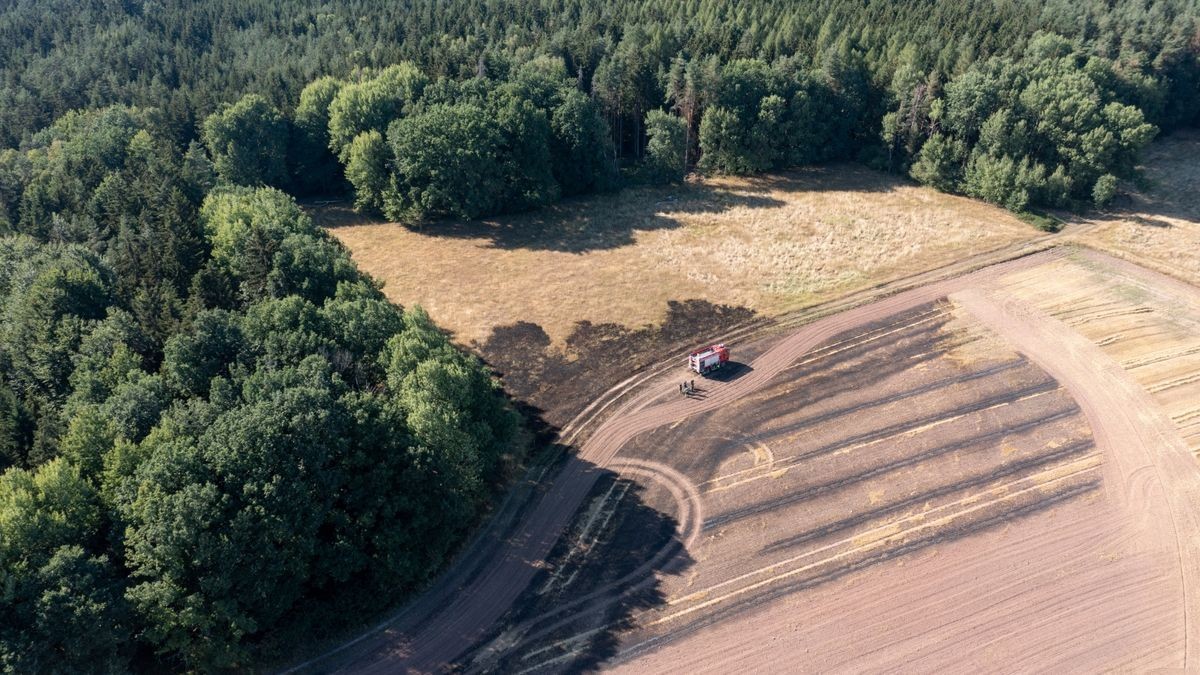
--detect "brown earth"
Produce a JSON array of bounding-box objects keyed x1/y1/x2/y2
[
  {"x1": 992, "y1": 250, "x2": 1200, "y2": 456},
  {"x1": 294, "y1": 248, "x2": 1200, "y2": 674},
  {"x1": 595, "y1": 285, "x2": 1200, "y2": 673}
]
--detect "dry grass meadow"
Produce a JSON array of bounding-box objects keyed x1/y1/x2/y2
[{"x1": 321, "y1": 164, "x2": 1033, "y2": 347}]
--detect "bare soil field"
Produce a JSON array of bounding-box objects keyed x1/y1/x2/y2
[
  {"x1": 996, "y1": 251, "x2": 1200, "y2": 456},
  {"x1": 302, "y1": 248, "x2": 1200, "y2": 674}
]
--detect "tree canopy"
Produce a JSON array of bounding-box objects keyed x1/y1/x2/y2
[
  {"x1": 0, "y1": 111, "x2": 522, "y2": 670},
  {"x1": 0, "y1": 0, "x2": 1192, "y2": 219}
]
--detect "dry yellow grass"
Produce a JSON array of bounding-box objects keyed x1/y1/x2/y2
[
  {"x1": 321, "y1": 164, "x2": 1032, "y2": 346},
  {"x1": 1073, "y1": 129, "x2": 1200, "y2": 282}
]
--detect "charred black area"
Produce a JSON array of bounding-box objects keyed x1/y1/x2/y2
[
  {"x1": 477, "y1": 299, "x2": 763, "y2": 428},
  {"x1": 458, "y1": 471, "x2": 693, "y2": 674}
]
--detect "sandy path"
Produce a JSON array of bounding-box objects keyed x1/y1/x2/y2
[
  {"x1": 313, "y1": 251, "x2": 1065, "y2": 674},
  {"x1": 957, "y1": 288, "x2": 1200, "y2": 665},
  {"x1": 610, "y1": 288, "x2": 1200, "y2": 672}
]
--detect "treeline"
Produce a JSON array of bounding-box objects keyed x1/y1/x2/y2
[
  {"x1": 1, "y1": 0, "x2": 1196, "y2": 149},
  {"x1": 0, "y1": 1, "x2": 1195, "y2": 218},
  {"x1": 182, "y1": 32, "x2": 1180, "y2": 225},
  {"x1": 194, "y1": 54, "x2": 871, "y2": 223},
  {"x1": 0, "y1": 107, "x2": 521, "y2": 670}
]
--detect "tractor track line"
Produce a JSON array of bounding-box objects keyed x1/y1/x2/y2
[
  {"x1": 704, "y1": 357, "x2": 1032, "y2": 478},
  {"x1": 291, "y1": 246, "x2": 1067, "y2": 675},
  {"x1": 517, "y1": 457, "x2": 1101, "y2": 672},
  {"x1": 493, "y1": 448, "x2": 1099, "y2": 671},
  {"x1": 703, "y1": 383, "x2": 1065, "y2": 497},
  {"x1": 606, "y1": 478, "x2": 1104, "y2": 671},
  {"x1": 756, "y1": 434, "x2": 1092, "y2": 555},
  {"x1": 464, "y1": 458, "x2": 704, "y2": 674}
]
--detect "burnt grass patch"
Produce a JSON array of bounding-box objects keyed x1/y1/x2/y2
[
  {"x1": 620, "y1": 302, "x2": 975, "y2": 483},
  {"x1": 477, "y1": 299, "x2": 762, "y2": 428}
]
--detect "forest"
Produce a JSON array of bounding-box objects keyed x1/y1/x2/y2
[
  {"x1": 0, "y1": 0, "x2": 1196, "y2": 219},
  {"x1": 0, "y1": 0, "x2": 1198, "y2": 670},
  {"x1": 0, "y1": 107, "x2": 520, "y2": 670}
]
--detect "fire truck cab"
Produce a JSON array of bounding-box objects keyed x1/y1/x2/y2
[{"x1": 688, "y1": 343, "x2": 729, "y2": 375}]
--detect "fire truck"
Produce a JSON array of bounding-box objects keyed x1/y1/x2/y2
[{"x1": 688, "y1": 343, "x2": 729, "y2": 375}]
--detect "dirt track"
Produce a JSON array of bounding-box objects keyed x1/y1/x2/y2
[
  {"x1": 301, "y1": 247, "x2": 1200, "y2": 673},
  {"x1": 599, "y1": 288, "x2": 1200, "y2": 672},
  {"x1": 957, "y1": 288, "x2": 1200, "y2": 664}
]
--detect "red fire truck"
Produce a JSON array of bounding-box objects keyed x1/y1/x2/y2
[{"x1": 688, "y1": 343, "x2": 729, "y2": 375}]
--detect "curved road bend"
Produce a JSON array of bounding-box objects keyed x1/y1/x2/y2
[{"x1": 956, "y1": 288, "x2": 1200, "y2": 668}]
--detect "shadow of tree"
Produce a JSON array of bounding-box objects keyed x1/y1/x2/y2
[
  {"x1": 314, "y1": 162, "x2": 904, "y2": 254},
  {"x1": 426, "y1": 187, "x2": 785, "y2": 253},
  {"x1": 476, "y1": 299, "x2": 763, "y2": 428},
  {"x1": 1098, "y1": 129, "x2": 1200, "y2": 227},
  {"x1": 456, "y1": 453, "x2": 695, "y2": 674},
  {"x1": 1128, "y1": 213, "x2": 1174, "y2": 228}
]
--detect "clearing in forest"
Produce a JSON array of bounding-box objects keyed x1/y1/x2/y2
[{"x1": 320, "y1": 163, "x2": 1033, "y2": 348}]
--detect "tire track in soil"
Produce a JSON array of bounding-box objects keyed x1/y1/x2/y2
[
  {"x1": 473, "y1": 360, "x2": 1087, "y2": 668},
  {"x1": 316, "y1": 250, "x2": 1066, "y2": 674},
  {"x1": 955, "y1": 288, "x2": 1200, "y2": 668},
  {"x1": 604, "y1": 284, "x2": 1198, "y2": 673},
  {"x1": 705, "y1": 356, "x2": 1031, "y2": 473},
  {"x1": 703, "y1": 387, "x2": 1065, "y2": 495},
  {"x1": 700, "y1": 380, "x2": 1063, "y2": 504},
  {"x1": 521, "y1": 456, "x2": 1102, "y2": 672},
  {"x1": 473, "y1": 344, "x2": 1065, "y2": 669},
  {"x1": 462, "y1": 458, "x2": 705, "y2": 674}
]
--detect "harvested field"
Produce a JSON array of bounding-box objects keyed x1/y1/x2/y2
[
  {"x1": 995, "y1": 251, "x2": 1200, "y2": 456},
  {"x1": 307, "y1": 249, "x2": 1200, "y2": 674}
]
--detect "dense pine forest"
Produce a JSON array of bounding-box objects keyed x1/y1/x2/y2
[
  {"x1": 1, "y1": 0, "x2": 1198, "y2": 217},
  {"x1": 1, "y1": 0, "x2": 1198, "y2": 671}
]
